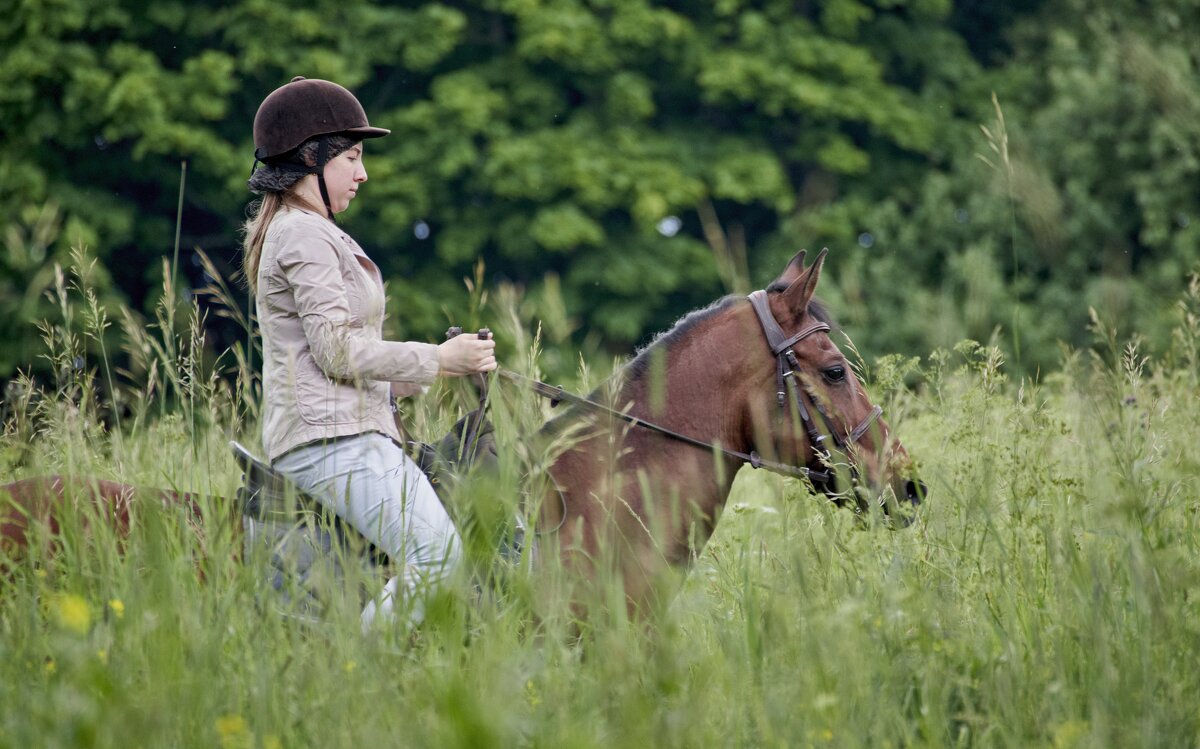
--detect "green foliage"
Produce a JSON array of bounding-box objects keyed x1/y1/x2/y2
[
  {"x1": 2, "y1": 0, "x2": 1198, "y2": 385},
  {"x1": 798, "y1": 1, "x2": 1200, "y2": 373},
  {"x1": 1, "y1": 0, "x2": 989, "y2": 383}
]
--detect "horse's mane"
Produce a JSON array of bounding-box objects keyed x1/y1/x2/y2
[
  {"x1": 624, "y1": 292, "x2": 836, "y2": 384},
  {"x1": 540, "y1": 292, "x2": 835, "y2": 432}
]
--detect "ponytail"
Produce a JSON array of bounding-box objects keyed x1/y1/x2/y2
[{"x1": 241, "y1": 192, "x2": 284, "y2": 294}]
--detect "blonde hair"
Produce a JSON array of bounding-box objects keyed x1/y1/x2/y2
[{"x1": 241, "y1": 192, "x2": 285, "y2": 294}]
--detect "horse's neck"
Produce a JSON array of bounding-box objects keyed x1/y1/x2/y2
[
  {"x1": 624, "y1": 310, "x2": 752, "y2": 452},
  {"x1": 545, "y1": 307, "x2": 756, "y2": 564},
  {"x1": 622, "y1": 339, "x2": 746, "y2": 471}
]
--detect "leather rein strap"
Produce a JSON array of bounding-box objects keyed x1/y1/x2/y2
[
  {"x1": 498, "y1": 367, "x2": 828, "y2": 482},
  {"x1": 494, "y1": 289, "x2": 881, "y2": 485}
]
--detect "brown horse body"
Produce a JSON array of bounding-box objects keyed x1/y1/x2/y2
[
  {"x1": 540, "y1": 251, "x2": 917, "y2": 614},
  {"x1": 0, "y1": 476, "x2": 211, "y2": 569},
  {"x1": 1, "y1": 476, "x2": 132, "y2": 556}
]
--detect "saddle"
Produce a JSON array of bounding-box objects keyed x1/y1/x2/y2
[
  {"x1": 231, "y1": 440, "x2": 387, "y2": 618},
  {"x1": 231, "y1": 408, "x2": 517, "y2": 619}
]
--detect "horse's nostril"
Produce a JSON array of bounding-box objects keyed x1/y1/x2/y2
[{"x1": 904, "y1": 479, "x2": 927, "y2": 506}]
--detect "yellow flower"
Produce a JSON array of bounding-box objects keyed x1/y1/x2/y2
[
  {"x1": 44, "y1": 659, "x2": 56, "y2": 675},
  {"x1": 97, "y1": 649, "x2": 108, "y2": 665},
  {"x1": 53, "y1": 593, "x2": 93, "y2": 634},
  {"x1": 263, "y1": 736, "x2": 282, "y2": 749},
  {"x1": 1052, "y1": 720, "x2": 1090, "y2": 749},
  {"x1": 215, "y1": 714, "x2": 252, "y2": 749},
  {"x1": 343, "y1": 660, "x2": 356, "y2": 674},
  {"x1": 108, "y1": 599, "x2": 125, "y2": 620}
]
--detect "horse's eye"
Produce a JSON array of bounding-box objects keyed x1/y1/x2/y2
[{"x1": 823, "y1": 365, "x2": 846, "y2": 383}]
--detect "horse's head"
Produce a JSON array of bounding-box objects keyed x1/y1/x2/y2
[{"x1": 744, "y1": 249, "x2": 925, "y2": 517}]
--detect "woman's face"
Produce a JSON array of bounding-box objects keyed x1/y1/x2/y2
[{"x1": 319, "y1": 142, "x2": 367, "y2": 214}]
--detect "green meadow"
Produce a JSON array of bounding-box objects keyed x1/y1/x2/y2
[
  {"x1": 4, "y1": 2, "x2": 1199, "y2": 746},
  {"x1": 2, "y1": 262, "x2": 1198, "y2": 749}
]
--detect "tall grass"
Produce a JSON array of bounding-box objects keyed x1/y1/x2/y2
[{"x1": 2, "y1": 251, "x2": 1199, "y2": 748}]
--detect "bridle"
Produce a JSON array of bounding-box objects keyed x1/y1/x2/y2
[
  {"x1": 746, "y1": 289, "x2": 882, "y2": 494},
  {"x1": 485, "y1": 289, "x2": 884, "y2": 493}
]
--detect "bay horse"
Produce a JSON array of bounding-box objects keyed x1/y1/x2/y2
[
  {"x1": 1, "y1": 250, "x2": 922, "y2": 621},
  {"x1": 0, "y1": 475, "x2": 215, "y2": 573},
  {"x1": 521, "y1": 248, "x2": 922, "y2": 617}
]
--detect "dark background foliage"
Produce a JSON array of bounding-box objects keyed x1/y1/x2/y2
[{"x1": 2, "y1": 0, "x2": 1197, "y2": 383}]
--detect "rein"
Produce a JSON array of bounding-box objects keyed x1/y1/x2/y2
[
  {"x1": 485, "y1": 289, "x2": 882, "y2": 487},
  {"x1": 495, "y1": 368, "x2": 832, "y2": 483}
]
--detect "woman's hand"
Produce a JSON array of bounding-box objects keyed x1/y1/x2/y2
[{"x1": 437, "y1": 332, "x2": 497, "y2": 376}]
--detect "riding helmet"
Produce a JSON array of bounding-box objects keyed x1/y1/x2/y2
[{"x1": 252, "y1": 76, "x2": 389, "y2": 162}]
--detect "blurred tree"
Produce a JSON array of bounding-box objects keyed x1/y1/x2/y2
[
  {"x1": 795, "y1": 0, "x2": 1200, "y2": 372},
  {"x1": 352, "y1": 0, "x2": 961, "y2": 351},
  {"x1": 6, "y1": 0, "x2": 1195, "y2": 386},
  {"x1": 0, "y1": 0, "x2": 977, "y2": 380}
]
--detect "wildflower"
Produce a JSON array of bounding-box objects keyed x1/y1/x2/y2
[
  {"x1": 215, "y1": 714, "x2": 252, "y2": 749},
  {"x1": 108, "y1": 599, "x2": 125, "y2": 620},
  {"x1": 45, "y1": 658, "x2": 56, "y2": 675},
  {"x1": 97, "y1": 649, "x2": 108, "y2": 665},
  {"x1": 1052, "y1": 720, "x2": 1090, "y2": 749},
  {"x1": 343, "y1": 660, "x2": 356, "y2": 674},
  {"x1": 53, "y1": 593, "x2": 92, "y2": 634},
  {"x1": 263, "y1": 736, "x2": 282, "y2": 749}
]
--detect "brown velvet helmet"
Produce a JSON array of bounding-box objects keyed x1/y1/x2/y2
[{"x1": 252, "y1": 76, "x2": 389, "y2": 161}]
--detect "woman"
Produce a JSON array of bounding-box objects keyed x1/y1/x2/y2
[{"x1": 242, "y1": 76, "x2": 496, "y2": 631}]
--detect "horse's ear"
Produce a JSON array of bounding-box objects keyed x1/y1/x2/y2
[
  {"x1": 774, "y1": 250, "x2": 808, "y2": 287},
  {"x1": 781, "y1": 248, "x2": 828, "y2": 313}
]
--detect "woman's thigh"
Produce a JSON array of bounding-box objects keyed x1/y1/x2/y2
[{"x1": 273, "y1": 433, "x2": 460, "y2": 570}]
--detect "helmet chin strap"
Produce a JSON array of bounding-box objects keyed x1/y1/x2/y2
[{"x1": 312, "y1": 136, "x2": 335, "y2": 222}]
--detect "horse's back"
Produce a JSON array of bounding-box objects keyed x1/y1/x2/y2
[{"x1": 1, "y1": 476, "x2": 141, "y2": 561}]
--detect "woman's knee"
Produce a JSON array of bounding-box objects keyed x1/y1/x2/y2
[{"x1": 411, "y1": 511, "x2": 462, "y2": 571}]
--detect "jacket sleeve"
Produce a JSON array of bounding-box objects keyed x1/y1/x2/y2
[{"x1": 278, "y1": 232, "x2": 440, "y2": 385}]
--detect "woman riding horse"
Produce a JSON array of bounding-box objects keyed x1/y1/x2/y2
[
  {"x1": 1, "y1": 82, "x2": 924, "y2": 627},
  {"x1": 242, "y1": 77, "x2": 496, "y2": 630}
]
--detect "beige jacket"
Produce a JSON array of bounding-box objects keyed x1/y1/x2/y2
[{"x1": 257, "y1": 205, "x2": 439, "y2": 462}]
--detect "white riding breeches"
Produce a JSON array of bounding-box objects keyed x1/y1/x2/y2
[{"x1": 272, "y1": 432, "x2": 462, "y2": 632}]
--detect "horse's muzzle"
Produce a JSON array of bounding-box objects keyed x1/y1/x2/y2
[
  {"x1": 882, "y1": 478, "x2": 927, "y2": 528},
  {"x1": 903, "y1": 479, "x2": 927, "y2": 507},
  {"x1": 809, "y1": 468, "x2": 926, "y2": 526}
]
